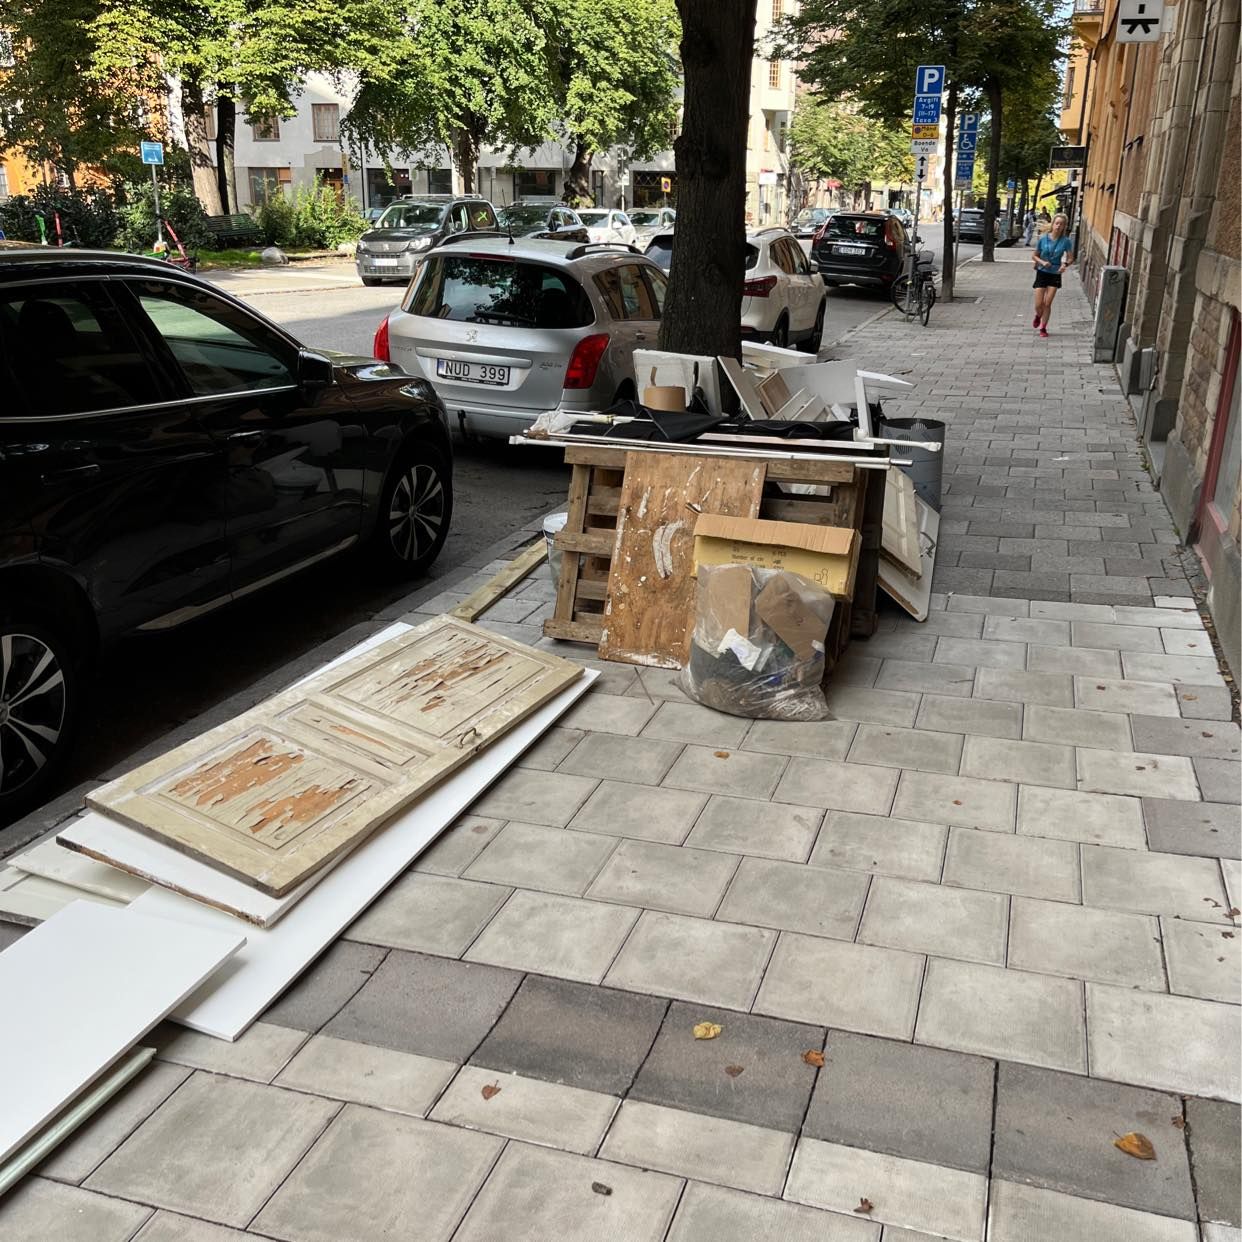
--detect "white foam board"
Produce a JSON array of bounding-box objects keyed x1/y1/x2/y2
[
  {"x1": 10, "y1": 837, "x2": 151, "y2": 905},
  {"x1": 0, "y1": 901, "x2": 244, "y2": 1163},
  {"x1": 130, "y1": 667, "x2": 598, "y2": 1041}
]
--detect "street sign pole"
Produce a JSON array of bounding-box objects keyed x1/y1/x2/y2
[
  {"x1": 141, "y1": 140, "x2": 166, "y2": 247},
  {"x1": 908, "y1": 66, "x2": 945, "y2": 307}
]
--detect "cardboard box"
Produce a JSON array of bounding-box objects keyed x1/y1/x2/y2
[
  {"x1": 701, "y1": 564, "x2": 753, "y2": 643},
  {"x1": 754, "y1": 576, "x2": 824, "y2": 661},
  {"x1": 692, "y1": 514, "x2": 860, "y2": 599}
]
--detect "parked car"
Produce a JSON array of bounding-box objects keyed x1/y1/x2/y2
[
  {"x1": 790, "y1": 207, "x2": 835, "y2": 239},
  {"x1": 811, "y1": 211, "x2": 909, "y2": 290},
  {"x1": 576, "y1": 209, "x2": 639, "y2": 246},
  {"x1": 628, "y1": 207, "x2": 676, "y2": 245},
  {"x1": 355, "y1": 195, "x2": 499, "y2": 286},
  {"x1": 741, "y1": 227, "x2": 827, "y2": 352},
  {"x1": 888, "y1": 207, "x2": 915, "y2": 232},
  {"x1": 375, "y1": 237, "x2": 668, "y2": 439},
  {"x1": 496, "y1": 201, "x2": 589, "y2": 242},
  {"x1": 0, "y1": 249, "x2": 453, "y2": 821},
  {"x1": 955, "y1": 208, "x2": 987, "y2": 241},
  {"x1": 643, "y1": 229, "x2": 675, "y2": 272}
]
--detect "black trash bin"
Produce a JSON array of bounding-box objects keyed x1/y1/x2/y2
[{"x1": 879, "y1": 417, "x2": 945, "y2": 511}]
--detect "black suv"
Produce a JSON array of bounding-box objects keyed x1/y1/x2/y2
[
  {"x1": 0, "y1": 250, "x2": 454, "y2": 820},
  {"x1": 355, "y1": 196, "x2": 499, "y2": 286},
  {"x1": 495, "y1": 200, "x2": 589, "y2": 242},
  {"x1": 811, "y1": 212, "x2": 909, "y2": 290}
]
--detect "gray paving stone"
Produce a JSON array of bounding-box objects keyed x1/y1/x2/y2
[
  {"x1": 754, "y1": 933, "x2": 924, "y2": 1040},
  {"x1": 86, "y1": 1073, "x2": 338, "y2": 1227},
  {"x1": 588, "y1": 838, "x2": 738, "y2": 916},
  {"x1": 803, "y1": 1031, "x2": 994, "y2": 1174},
  {"x1": 947, "y1": 593, "x2": 1030, "y2": 617},
  {"x1": 1075, "y1": 675, "x2": 1182, "y2": 717},
  {"x1": 983, "y1": 615, "x2": 1071, "y2": 645},
  {"x1": 859, "y1": 631, "x2": 939, "y2": 661},
  {"x1": 1161, "y1": 626, "x2": 1217, "y2": 656},
  {"x1": 936, "y1": 635, "x2": 1028, "y2": 670},
  {"x1": 454, "y1": 1141, "x2": 683, "y2": 1242},
  {"x1": 831, "y1": 652, "x2": 882, "y2": 686},
  {"x1": 559, "y1": 732, "x2": 684, "y2": 785},
  {"x1": 892, "y1": 769, "x2": 1017, "y2": 831},
  {"x1": 667, "y1": 1182, "x2": 878, "y2": 1242},
  {"x1": 664, "y1": 745, "x2": 787, "y2": 799},
  {"x1": 687, "y1": 795, "x2": 822, "y2": 862},
  {"x1": 1161, "y1": 917, "x2": 1240, "y2": 1003},
  {"x1": 1143, "y1": 798, "x2": 1241, "y2": 859},
  {"x1": 1194, "y1": 757, "x2": 1241, "y2": 804},
  {"x1": 470, "y1": 768, "x2": 599, "y2": 826},
  {"x1": 131, "y1": 1213, "x2": 252, "y2": 1242},
  {"x1": 975, "y1": 666, "x2": 1075, "y2": 707},
  {"x1": 410, "y1": 814, "x2": 505, "y2": 876},
  {"x1": 1071, "y1": 621, "x2": 1166, "y2": 653},
  {"x1": 606, "y1": 910, "x2": 775, "y2": 1009},
  {"x1": 775, "y1": 757, "x2": 899, "y2": 815},
  {"x1": 899, "y1": 610, "x2": 985, "y2": 638},
  {"x1": 962, "y1": 734, "x2": 1077, "y2": 789},
  {"x1": 1175, "y1": 683, "x2": 1234, "y2": 720},
  {"x1": 254, "y1": 1105, "x2": 501, "y2": 1242},
  {"x1": 153, "y1": 1021, "x2": 306, "y2": 1084},
  {"x1": 992, "y1": 1062, "x2": 1194, "y2": 1219},
  {"x1": 1023, "y1": 704, "x2": 1132, "y2": 751},
  {"x1": 1186, "y1": 1097, "x2": 1242, "y2": 1227},
  {"x1": 1082, "y1": 844, "x2": 1230, "y2": 920},
  {"x1": 847, "y1": 723, "x2": 964, "y2": 774},
  {"x1": 824, "y1": 685, "x2": 921, "y2": 726},
  {"x1": 631, "y1": 1000, "x2": 823, "y2": 1132},
  {"x1": 1078, "y1": 747, "x2": 1201, "y2": 801},
  {"x1": 914, "y1": 692, "x2": 1024, "y2": 740},
  {"x1": 1114, "y1": 604, "x2": 1204, "y2": 629},
  {"x1": 0, "y1": 1179, "x2": 150, "y2": 1242},
  {"x1": 916, "y1": 957, "x2": 1087, "y2": 1073},
  {"x1": 717, "y1": 856, "x2": 869, "y2": 940},
  {"x1": 987, "y1": 1179, "x2": 1199, "y2": 1242},
  {"x1": 859, "y1": 875, "x2": 1008, "y2": 964},
  {"x1": 346, "y1": 873, "x2": 511, "y2": 956},
  {"x1": 809, "y1": 810, "x2": 947, "y2": 881},
  {"x1": 1017, "y1": 784, "x2": 1146, "y2": 847},
  {"x1": 1027, "y1": 644, "x2": 1123, "y2": 677},
  {"x1": 463, "y1": 821, "x2": 616, "y2": 896},
  {"x1": 943, "y1": 827, "x2": 1080, "y2": 900},
  {"x1": 1122, "y1": 651, "x2": 1225, "y2": 687},
  {"x1": 639, "y1": 700, "x2": 751, "y2": 747},
  {"x1": 0, "y1": 923, "x2": 26, "y2": 951},
  {"x1": 471, "y1": 974, "x2": 665, "y2": 1095},
  {"x1": 324, "y1": 949, "x2": 521, "y2": 1060},
  {"x1": 1032, "y1": 600, "x2": 1118, "y2": 622},
  {"x1": 517, "y1": 726, "x2": 587, "y2": 771},
  {"x1": 263, "y1": 940, "x2": 387, "y2": 1033},
  {"x1": 1130, "y1": 717, "x2": 1241, "y2": 760},
  {"x1": 742, "y1": 718, "x2": 858, "y2": 760},
  {"x1": 875, "y1": 658, "x2": 976, "y2": 697},
  {"x1": 569, "y1": 780, "x2": 706, "y2": 844}
]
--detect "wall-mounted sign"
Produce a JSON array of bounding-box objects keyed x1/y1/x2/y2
[{"x1": 1049, "y1": 145, "x2": 1087, "y2": 169}]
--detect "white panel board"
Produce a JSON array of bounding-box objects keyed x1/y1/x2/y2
[
  {"x1": 879, "y1": 496, "x2": 940, "y2": 621},
  {"x1": 0, "y1": 867, "x2": 122, "y2": 926},
  {"x1": 130, "y1": 667, "x2": 598, "y2": 1041},
  {"x1": 0, "y1": 902, "x2": 244, "y2": 1163},
  {"x1": 10, "y1": 838, "x2": 151, "y2": 904}
]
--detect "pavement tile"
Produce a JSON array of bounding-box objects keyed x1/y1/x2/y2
[
  {"x1": 273, "y1": 1033, "x2": 456, "y2": 1115},
  {"x1": 846, "y1": 723, "x2": 964, "y2": 774},
  {"x1": 630, "y1": 665, "x2": 696, "y2": 700},
  {"x1": 470, "y1": 768, "x2": 598, "y2": 826},
  {"x1": 324, "y1": 949, "x2": 521, "y2": 1061},
  {"x1": 640, "y1": 701, "x2": 753, "y2": 747},
  {"x1": 569, "y1": 780, "x2": 706, "y2": 844},
  {"x1": 1160, "y1": 916, "x2": 1241, "y2": 1003},
  {"x1": 1071, "y1": 621, "x2": 1166, "y2": 653},
  {"x1": 664, "y1": 745, "x2": 787, "y2": 799},
  {"x1": 588, "y1": 838, "x2": 739, "y2": 917},
  {"x1": 687, "y1": 795, "x2": 822, "y2": 862},
  {"x1": 992, "y1": 1062, "x2": 1195, "y2": 1218},
  {"x1": 631, "y1": 1000, "x2": 823, "y2": 1132},
  {"x1": 1081, "y1": 844, "x2": 1229, "y2": 919},
  {"x1": 943, "y1": 827, "x2": 1080, "y2": 900},
  {"x1": 975, "y1": 666, "x2": 1074, "y2": 707},
  {"x1": 601, "y1": 1100, "x2": 793, "y2": 1195},
  {"x1": 936, "y1": 635, "x2": 1028, "y2": 669},
  {"x1": 915, "y1": 692, "x2": 1024, "y2": 740},
  {"x1": 986, "y1": 1180, "x2": 1198, "y2": 1242},
  {"x1": 743, "y1": 718, "x2": 859, "y2": 760},
  {"x1": 802, "y1": 1031, "x2": 994, "y2": 1174},
  {"x1": 754, "y1": 933, "x2": 924, "y2": 1040},
  {"x1": 153, "y1": 1021, "x2": 306, "y2": 1084},
  {"x1": 1077, "y1": 747, "x2": 1201, "y2": 801},
  {"x1": 916, "y1": 958, "x2": 1087, "y2": 1073},
  {"x1": 463, "y1": 821, "x2": 616, "y2": 896},
  {"x1": 1122, "y1": 652, "x2": 1225, "y2": 687},
  {"x1": 859, "y1": 875, "x2": 1008, "y2": 964},
  {"x1": 1086, "y1": 983, "x2": 1241, "y2": 1101},
  {"x1": 1017, "y1": 784, "x2": 1146, "y2": 848},
  {"x1": 832, "y1": 652, "x2": 883, "y2": 687},
  {"x1": 810, "y1": 810, "x2": 947, "y2": 881},
  {"x1": 983, "y1": 615, "x2": 1072, "y2": 645},
  {"x1": 717, "y1": 856, "x2": 869, "y2": 940},
  {"x1": 346, "y1": 872, "x2": 511, "y2": 955},
  {"x1": 824, "y1": 685, "x2": 921, "y2": 726},
  {"x1": 1022, "y1": 704, "x2": 1132, "y2": 751},
  {"x1": 1113, "y1": 605, "x2": 1203, "y2": 629},
  {"x1": 900, "y1": 611, "x2": 985, "y2": 638},
  {"x1": 1130, "y1": 717, "x2": 1240, "y2": 760},
  {"x1": 253, "y1": 1105, "x2": 500, "y2": 1242},
  {"x1": 1007, "y1": 898, "x2": 1164, "y2": 989},
  {"x1": 1224, "y1": 857, "x2": 1242, "y2": 908},
  {"x1": 430, "y1": 1064, "x2": 617, "y2": 1153},
  {"x1": 470, "y1": 974, "x2": 665, "y2": 1095},
  {"x1": 784, "y1": 1138, "x2": 986, "y2": 1242},
  {"x1": 1202, "y1": 1228, "x2": 1242, "y2": 1242},
  {"x1": 1176, "y1": 683, "x2": 1235, "y2": 720},
  {"x1": 1194, "y1": 757, "x2": 1241, "y2": 803},
  {"x1": 775, "y1": 757, "x2": 899, "y2": 815},
  {"x1": 85, "y1": 1073, "x2": 338, "y2": 1227},
  {"x1": 1161, "y1": 627, "x2": 1216, "y2": 655},
  {"x1": 1186, "y1": 1097, "x2": 1242, "y2": 1227},
  {"x1": 559, "y1": 733, "x2": 684, "y2": 785},
  {"x1": 962, "y1": 734, "x2": 1077, "y2": 789},
  {"x1": 1143, "y1": 797, "x2": 1241, "y2": 858},
  {"x1": 0, "y1": 1179, "x2": 150, "y2": 1242},
  {"x1": 517, "y1": 726, "x2": 586, "y2": 771},
  {"x1": 605, "y1": 910, "x2": 775, "y2": 1009},
  {"x1": 666, "y1": 1182, "x2": 879, "y2": 1242},
  {"x1": 410, "y1": 814, "x2": 504, "y2": 876},
  {"x1": 465, "y1": 890, "x2": 639, "y2": 984},
  {"x1": 462, "y1": 1142, "x2": 684, "y2": 1242},
  {"x1": 1027, "y1": 643, "x2": 1123, "y2": 677},
  {"x1": 1031, "y1": 600, "x2": 1118, "y2": 622},
  {"x1": 559, "y1": 692, "x2": 659, "y2": 735},
  {"x1": 860, "y1": 631, "x2": 940, "y2": 661},
  {"x1": 892, "y1": 769, "x2": 1017, "y2": 832},
  {"x1": 875, "y1": 659, "x2": 976, "y2": 697},
  {"x1": 130, "y1": 1213, "x2": 251, "y2": 1242},
  {"x1": 262, "y1": 939, "x2": 387, "y2": 1033},
  {"x1": 1074, "y1": 675, "x2": 1182, "y2": 717},
  {"x1": 947, "y1": 593, "x2": 1030, "y2": 618}
]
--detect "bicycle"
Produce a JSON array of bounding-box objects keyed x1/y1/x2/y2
[{"x1": 891, "y1": 238, "x2": 937, "y2": 326}]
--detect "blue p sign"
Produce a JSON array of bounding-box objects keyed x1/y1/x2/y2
[{"x1": 916, "y1": 65, "x2": 945, "y2": 96}]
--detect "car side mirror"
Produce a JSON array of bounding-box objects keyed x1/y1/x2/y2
[{"x1": 298, "y1": 350, "x2": 334, "y2": 393}]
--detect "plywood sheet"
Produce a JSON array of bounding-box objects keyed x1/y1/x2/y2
[
  {"x1": 882, "y1": 468, "x2": 922, "y2": 577},
  {"x1": 879, "y1": 496, "x2": 940, "y2": 622},
  {"x1": 88, "y1": 618, "x2": 582, "y2": 896},
  {"x1": 599, "y1": 452, "x2": 766, "y2": 669},
  {"x1": 0, "y1": 901, "x2": 243, "y2": 1163}
]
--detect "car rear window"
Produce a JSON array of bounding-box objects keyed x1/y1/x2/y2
[
  {"x1": 404, "y1": 255, "x2": 594, "y2": 329},
  {"x1": 824, "y1": 217, "x2": 885, "y2": 240},
  {"x1": 745, "y1": 244, "x2": 760, "y2": 270},
  {"x1": 645, "y1": 236, "x2": 674, "y2": 265}
]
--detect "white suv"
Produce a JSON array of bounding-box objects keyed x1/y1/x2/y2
[
  {"x1": 740, "y1": 227, "x2": 827, "y2": 354},
  {"x1": 577, "y1": 209, "x2": 639, "y2": 246}
]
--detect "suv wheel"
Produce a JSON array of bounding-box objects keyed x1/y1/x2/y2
[
  {"x1": 372, "y1": 441, "x2": 453, "y2": 577},
  {"x1": 799, "y1": 302, "x2": 825, "y2": 354},
  {"x1": 361, "y1": 276, "x2": 385, "y2": 288},
  {"x1": 771, "y1": 316, "x2": 789, "y2": 349}
]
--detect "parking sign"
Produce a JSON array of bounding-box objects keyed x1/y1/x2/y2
[{"x1": 915, "y1": 65, "x2": 945, "y2": 96}]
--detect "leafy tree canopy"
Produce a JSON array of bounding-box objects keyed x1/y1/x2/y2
[{"x1": 789, "y1": 95, "x2": 912, "y2": 190}]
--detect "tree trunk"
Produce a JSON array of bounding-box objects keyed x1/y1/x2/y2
[
  {"x1": 982, "y1": 77, "x2": 1002, "y2": 262},
  {"x1": 453, "y1": 128, "x2": 479, "y2": 195},
  {"x1": 215, "y1": 92, "x2": 237, "y2": 214},
  {"x1": 182, "y1": 77, "x2": 223, "y2": 216},
  {"x1": 564, "y1": 140, "x2": 593, "y2": 205},
  {"x1": 659, "y1": 0, "x2": 758, "y2": 357},
  {"x1": 941, "y1": 82, "x2": 957, "y2": 301}
]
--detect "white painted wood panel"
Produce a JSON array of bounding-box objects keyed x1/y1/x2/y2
[
  {"x1": 0, "y1": 867, "x2": 122, "y2": 926},
  {"x1": 9, "y1": 838, "x2": 151, "y2": 904}
]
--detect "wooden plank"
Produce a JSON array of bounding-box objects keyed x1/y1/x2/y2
[
  {"x1": 132, "y1": 668, "x2": 598, "y2": 1041},
  {"x1": 554, "y1": 530, "x2": 616, "y2": 557},
  {"x1": 9, "y1": 838, "x2": 151, "y2": 904},
  {"x1": 851, "y1": 466, "x2": 887, "y2": 639},
  {"x1": 879, "y1": 496, "x2": 940, "y2": 621},
  {"x1": 449, "y1": 540, "x2": 547, "y2": 622},
  {"x1": 87, "y1": 618, "x2": 582, "y2": 897},
  {"x1": 882, "y1": 468, "x2": 922, "y2": 578},
  {"x1": 552, "y1": 464, "x2": 592, "y2": 625},
  {"x1": 0, "y1": 902, "x2": 244, "y2": 1162},
  {"x1": 599, "y1": 452, "x2": 766, "y2": 669},
  {"x1": 541, "y1": 618, "x2": 604, "y2": 643},
  {"x1": 561, "y1": 442, "x2": 863, "y2": 485}
]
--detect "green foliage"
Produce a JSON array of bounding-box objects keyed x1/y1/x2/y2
[
  {"x1": 789, "y1": 96, "x2": 913, "y2": 190},
  {"x1": 116, "y1": 181, "x2": 212, "y2": 252},
  {"x1": 253, "y1": 187, "x2": 367, "y2": 249},
  {"x1": 0, "y1": 185, "x2": 120, "y2": 247}
]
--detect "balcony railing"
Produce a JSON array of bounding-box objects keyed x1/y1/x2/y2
[{"x1": 1073, "y1": 0, "x2": 1104, "y2": 13}]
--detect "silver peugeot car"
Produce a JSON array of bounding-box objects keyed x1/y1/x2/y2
[{"x1": 373, "y1": 237, "x2": 668, "y2": 438}]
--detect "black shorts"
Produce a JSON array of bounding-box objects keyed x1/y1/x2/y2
[{"x1": 1033, "y1": 270, "x2": 1062, "y2": 289}]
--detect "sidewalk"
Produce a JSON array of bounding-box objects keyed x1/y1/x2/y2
[{"x1": 2, "y1": 259, "x2": 1238, "y2": 1242}]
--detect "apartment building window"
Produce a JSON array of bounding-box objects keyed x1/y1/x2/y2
[
  {"x1": 515, "y1": 168, "x2": 557, "y2": 198},
  {"x1": 0, "y1": 163, "x2": 8, "y2": 199},
  {"x1": 248, "y1": 166, "x2": 291, "y2": 204},
  {"x1": 768, "y1": 61, "x2": 782, "y2": 90},
  {"x1": 312, "y1": 103, "x2": 340, "y2": 143},
  {"x1": 772, "y1": 0, "x2": 784, "y2": 19},
  {"x1": 251, "y1": 116, "x2": 280, "y2": 142},
  {"x1": 428, "y1": 167, "x2": 452, "y2": 194}
]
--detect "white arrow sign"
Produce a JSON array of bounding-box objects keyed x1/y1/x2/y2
[{"x1": 914, "y1": 154, "x2": 930, "y2": 181}]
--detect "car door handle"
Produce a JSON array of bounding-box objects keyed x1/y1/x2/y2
[
  {"x1": 41, "y1": 463, "x2": 101, "y2": 486},
  {"x1": 227, "y1": 430, "x2": 264, "y2": 444}
]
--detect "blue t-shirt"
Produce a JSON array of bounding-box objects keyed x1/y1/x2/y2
[{"x1": 1037, "y1": 234, "x2": 1074, "y2": 269}]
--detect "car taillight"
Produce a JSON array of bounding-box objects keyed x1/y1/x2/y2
[
  {"x1": 373, "y1": 315, "x2": 391, "y2": 362},
  {"x1": 743, "y1": 275, "x2": 778, "y2": 297},
  {"x1": 564, "y1": 333, "x2": 610, "y2": 389},
  {"x1": 812, "y1": 224, "x2": 828, "y2": 244},
  {"x1": 882, "y1": 228, "x2": 897, "y2": 251}
]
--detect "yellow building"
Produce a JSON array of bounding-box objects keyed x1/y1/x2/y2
[{"x1": 1059, "y1": 0, "x2": 1104, "y2": 144}]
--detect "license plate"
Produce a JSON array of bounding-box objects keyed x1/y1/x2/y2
[
  {"x1": 371, "y1": 257, "x2": 399, "y2": 268},
  {"x1": 836, "y1": 244, "x2": 867, "y2": 255},
  {"x1": 436, "y1": 359, "x2": 511, "y2": 386}
]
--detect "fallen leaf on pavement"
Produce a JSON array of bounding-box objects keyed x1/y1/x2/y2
[
  {"x1": 725, "y1": 1065, "x2": 744, "y2": 1077},
  {"x1": 1171, "y1": 1116, "x2": 1186, "y2": 1129},
  {"x1": 1182, "y1": 693, "x2": 1197, "y2": 700},
  {"x1": 1227, "y1": 907, "x2": 1241, "y2": 918},
  {"x1": 591, "y1": 1182, "x2": 613, "y2": 1196},
  {"x1": 802, "y1": 1049, "x2": 825, "y2": 1067},
  {"x1": 952, "y1": 799, "x2": 962, "y2": 806},
  {"x1": 1223, "y1": 932, "x2": 1236, "y2": 939},
  {"x1": 481, "y1": 1083, "x2": 501, "y2": 1101},
  {"x1": 714, "y1": 751, "x2": 730, "y2": 759},
  {"x1": 693, "y1": 1021, "x2": 723, "y2": 1040},
  {"x1": 854, "y1": 1198, "x2": 874, "y2": 1215},
  {"x1": 1114, "y1": 1132, "x2": 1156, "y2": 1160}
]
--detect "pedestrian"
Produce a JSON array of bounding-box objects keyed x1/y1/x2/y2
[
  {"x1": 1023, "y1": 209, "x2": 1035, "y2": 246},
  {"x1": 1031, "y1": 212, "x2": 1074, "y2": 338}
]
